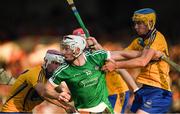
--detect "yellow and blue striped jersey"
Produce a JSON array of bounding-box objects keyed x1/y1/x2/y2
[{"x1": 1, "y1": 66, "x2": 46, "y2": 112}]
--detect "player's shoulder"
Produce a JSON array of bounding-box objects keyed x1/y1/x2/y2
[
  {"x1": 18, "y1": 66, "x2": 41, "y2": 77},
  {"x1": 133, "y1": 37, "x2": 140, "y2": 43},
  {"x1": 53, "y1": 63, "x2": 69, "y2": 75},
  {"x1": 128, "y1": 35, "x2": 140, "y2": 44},
  {"x1": 27, "y1": 66, "x2": 42, "y2": 75},
  {"x1": 85, "y1": 50, "x2": 107, "y2": 56},
  {"x1": 152, "y1": 31, "x2": 167, "y2": 45},
  {"x1": 156, "y1": 31, "x2": 165, "y2": 39}
]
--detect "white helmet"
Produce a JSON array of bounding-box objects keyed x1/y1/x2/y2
[
  {"x1": 62, "y1": 35, "x2": 87, "y2": 57},
  {"x1": 43, "y1": 50, "x2": 64, "y2": 69}
]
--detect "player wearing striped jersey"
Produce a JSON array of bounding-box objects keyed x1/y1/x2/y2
[
  {"x1": 1, "y1": 50, "x2": 75, "y2": 112},
  {"x1": 73, "y1": 28, "x2": 131, "y2": 113},
  {"x1": 102, "y1": 8, "x2": 172, "y2": 114},
  {"x1": 45, "y1": 35, "x2": 113, "y2": 113},
  {"x1": 44, "y1": 35, "x2": 142, "y2": 113}
]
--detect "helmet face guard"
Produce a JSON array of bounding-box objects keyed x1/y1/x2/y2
[
  {"x1": 62, "y1": 35, "x2": 86, "y2": 57},
  {"x1": 43, "y1": 50, "x2": 64, "y2": 69},
  {"x1": 132, "y1": 8, "x2": 156, "y2": 30}
]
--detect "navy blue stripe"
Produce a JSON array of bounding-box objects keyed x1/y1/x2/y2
[{"x1": 108, "y1": 94, "x2": 117, "y2": 108}]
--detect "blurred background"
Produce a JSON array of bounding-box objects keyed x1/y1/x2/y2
[{"x1": 0, "y1": 0, "x2": 180, "y2": 113}]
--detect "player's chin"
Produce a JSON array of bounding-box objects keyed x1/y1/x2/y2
[
  {"x1": 65, "y1": 58, "x2": 74, "y2": 63},
  {"x1": 137, "y1": 31, "x2": 143, "y2": 35}
]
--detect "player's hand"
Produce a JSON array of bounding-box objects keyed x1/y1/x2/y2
[
  {"x1": 86, "y1": 37, "x2": 104, "y2": 51},
  {"x1": 65, "y1": 105, "x2": 78, "y2": 113},
  {"x1": 86, "y1": 37, "x2": 98, "y2": 46},
  {"x1": 102, "y1": 59, "x2": 117, "y2": 72},
  {"x1": 152, "y1": 50, "x2": 163, "y2": 60},
  {"x1": 58, "y1": 91, "x2": 71, "y2": 102}
]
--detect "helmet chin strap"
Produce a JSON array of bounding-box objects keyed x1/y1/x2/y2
[
  {"x1": 72, "y1": 47, "x2": 83, "y2": 58},
  {"x1": 66, "y1": 50, "x2": 84, "y2": 64},
  {"x1": 146, "y1": 28, "x2": 156, "y2": 39},
  {"x1": 139, "y1": 25, "x2": 156, "y2": 39}
]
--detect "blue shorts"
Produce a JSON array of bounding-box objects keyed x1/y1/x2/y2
[
  {"x1": 108, "y1": 91, "x2": 130, "y2": 113},
  {"x1": 131, "y1": 85, "x2": 172, "y2": 113}
]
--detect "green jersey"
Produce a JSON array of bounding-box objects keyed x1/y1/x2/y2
[{"x1": 49, "y1": 50, "x2": 112, "y2": 111}]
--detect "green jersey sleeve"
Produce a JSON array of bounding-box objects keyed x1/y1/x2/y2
[
  {"x1": 48, "y1": 64, "x2": 69, "y2": 87},
  {"x1": 86, "y1": 50, "x2": 110, "y2": 66}
]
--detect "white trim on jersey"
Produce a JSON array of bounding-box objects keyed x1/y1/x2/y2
[
  {"x1": 106, "y1": 51, "x2": 111, "y2": 60},
  {"x1": 49, "y1": 63, "x2": 69, "y2": 87},
  {"x1": 91, "y1": 50, "x2": 106, "y2": 56},
  {"x1": 48, "y1": 78, "x2": 59, "y2": 87},
  {"x1": 53, "y1": 63, "x2": 69, "y2": 76}
]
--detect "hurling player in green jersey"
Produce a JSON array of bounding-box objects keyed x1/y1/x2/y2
[
  {"x1": 45, "y1": 35, "x2": 114, "y2": 113},
  {"x1": 43, "y1": 34, "x2": 147, "y2": 113}
]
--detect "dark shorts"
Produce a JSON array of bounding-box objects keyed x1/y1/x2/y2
[{"x1": 131, "y1": 85, "x2": 172, "y2": 113}]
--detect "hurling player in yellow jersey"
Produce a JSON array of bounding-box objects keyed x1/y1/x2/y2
[
  {"x1": 102, "y1": 8, "x2": 172, "y2": 114},
  {"x1": 1, "y1": 50, "x2": 75, "y2": 112}
]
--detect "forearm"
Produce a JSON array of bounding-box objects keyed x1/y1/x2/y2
[
  {"x1": 43, "y1": 88, "x2": 59, "y2": 100},
  {"x1": 36, "y1": 82, "x2": 74, "y2": 112},
  {"x1": 110, "y1": 51, "x2": 127, "y2": 61},
  {"x1": 88, "y1": 41, "x2": 104, "y2": 51},
  {"x1": 44, "y1": 97, "x2": 68, "y2": 109},
  {"x1": 94, "y1": 43, "x2": 104, "y2": 50},
  {"x1": 120, "y1": 50, "x2": 142, "y2": 59},
  {"x1": 36, "y1": 82, "x2": 60, "y2": 100},
  {"x1": 43, "y1": 81, "x2": 61, "y2": 100},
  {"x1": 86, "y1": 37, "x2": 104, "y2": 50},
  {"x1": 116, "y1": 69, "x2": 139, "y2": 91},
  {"x1": 115, "y1": 49, "x2": 156, "y2": 68},
  {"x1": 44, "y1": 97, "x2": 76, "y2": 112},
  {"x1": 115, "y1": 58, "x2": 146, "y2": 69},
  {"x1": 110, "y1": 50, "x2": 141, "y2": 61}
]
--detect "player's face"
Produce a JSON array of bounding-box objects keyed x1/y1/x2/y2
[
  {"x1": 62, "y1": 45, "x2": 75, "y2": 62},
  {"x1": 134, "y1": 21, "x2": 149, "y2": 36},
  {"x1": 46, "y1": 61, "x2": 60, "y2": 73}
]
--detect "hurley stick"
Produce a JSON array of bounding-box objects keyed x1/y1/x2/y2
[
  {"x1": 161, "y1": 55, "x2": 180, "y2": 72},
  {"x1": 66, "y1": 0, "x2": 90, "y2": 38}
]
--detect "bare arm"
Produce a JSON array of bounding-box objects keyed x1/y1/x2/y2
[
  {"x1": 116, "y1": 48, "x2": 155, "y2": 68},
  {"x1": 86, "y1": 37, "x2": 104, "y2": 50},
  {"x1": 87, "y1": 37, "x2": 142, "y2": 60},
  {"x1": 115, "y1": 69, "x2": 139, "y2": 92},
  {"x1": 42, "y1": 95, "x2": 76, "y2": 113},
  {"x1": 102, "y1": 48, "x2": 156, "y2": 71},
  {"x1": 43, "y1": 81, "x2": 70, "y2": 102},
  {"x1": 35, "y1": 82, "x2": 76, "y2": 112},
  {"x1": 110, "y1": 50, "x2": 142, "y2": 61}
]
